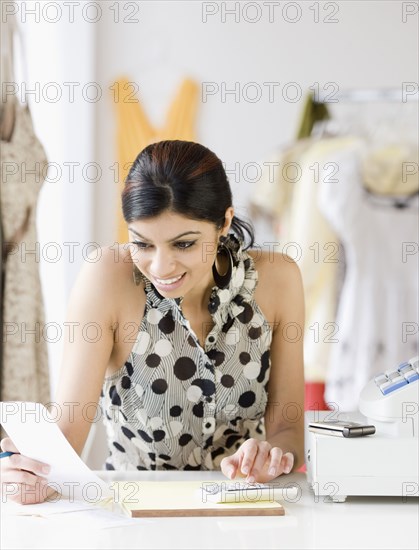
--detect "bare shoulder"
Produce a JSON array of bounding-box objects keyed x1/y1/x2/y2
[
  {"x1": 247, "y1": 249, "x2": 302, "y2": 286},
  {"x1": 77, "y1": 244, "x2": 132, "y2": 290},
  {"x1": 74, "y1": 244, "x2": 145, "y2": 323},
  {"x1": 247, "y1": 249, "x2": 304, "y2": 325},
  {"x1": 89, "y1": 244, "x2": 135, "y2": 277}
]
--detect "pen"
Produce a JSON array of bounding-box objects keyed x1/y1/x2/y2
[{"x1": 0, "y1": 451, "x2": 17, "y2": 459}]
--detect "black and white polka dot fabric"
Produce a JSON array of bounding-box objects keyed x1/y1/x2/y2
[{"x1": 99, "y1": 235, "x2": 273, "y2": 471}]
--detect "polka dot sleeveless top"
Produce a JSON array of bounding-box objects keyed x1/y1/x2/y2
[{"x1": 99, "y1": 235, "x2": 273, "y2": 471}]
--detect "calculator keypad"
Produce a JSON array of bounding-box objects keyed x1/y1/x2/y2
[{"x1": 374, "y1": 357, "x2": 419, "y2": 395}]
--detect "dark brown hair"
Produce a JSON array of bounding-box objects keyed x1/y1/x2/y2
[{"x1": 121, "y1": 140, "x2": 255, "y2": 249}]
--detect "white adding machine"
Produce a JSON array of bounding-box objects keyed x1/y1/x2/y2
[{"x1": 305, "y1": 356, "x2": 419, "y2": 502}]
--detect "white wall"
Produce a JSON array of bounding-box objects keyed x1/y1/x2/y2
[
  {"x1": 18, "y1": 2, "x2": 96, "y2": 395},
  {"x1": 94, "y1": 0, "x2": 418, "y2": 246}
]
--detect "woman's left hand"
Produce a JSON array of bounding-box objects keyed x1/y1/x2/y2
[{"x1": 220, "y1": 438, "x2": 294, "y2": 483}]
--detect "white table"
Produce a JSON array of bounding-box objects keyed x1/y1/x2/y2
[{"x1": 1, "y1": 471, "x2": 418, "y2": 549}]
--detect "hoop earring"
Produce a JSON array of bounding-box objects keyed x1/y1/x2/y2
[{"x1": 212, "y1": 236, "x2": 233, "y2": 289}]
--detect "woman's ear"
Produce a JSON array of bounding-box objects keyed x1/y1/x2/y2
[{"x1": 221, "y1": 206, "x2": 234, "y2": 236}]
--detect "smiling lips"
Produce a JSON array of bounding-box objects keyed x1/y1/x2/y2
[{"x1": 154, "y1": 273, "x2": 185, "y2": 286}]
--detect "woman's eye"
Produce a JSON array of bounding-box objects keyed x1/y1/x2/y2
[
  {"x1": 131, "y1": 241, "x2": 195, "y2": 250},
  {"x1": 132, "y1": 241, "x2": 150, "y2": 249},
  {"x1": 175, "y1": 241, "x2": 195, "y2": 250}
]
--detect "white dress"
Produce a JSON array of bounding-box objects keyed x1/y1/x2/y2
[{"x1": 318, "y1": 140, "x2": 419, "y2": 411}]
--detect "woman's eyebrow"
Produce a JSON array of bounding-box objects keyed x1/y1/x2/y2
[{"x1": 128, "y1": 228, "x2": 202, "y2": 242}]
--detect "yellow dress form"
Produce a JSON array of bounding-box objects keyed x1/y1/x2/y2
[{"x1": 112, "y1": 77, "x2": 200, "y2": 243}]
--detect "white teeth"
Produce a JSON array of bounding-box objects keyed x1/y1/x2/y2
[{"x1": 155, "y1": 274, "x2": 183, "y2": 285}]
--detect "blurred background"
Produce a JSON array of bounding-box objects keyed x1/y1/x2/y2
[{"x1": 1, "y1": 0, "x2": 418, "y2": 466}]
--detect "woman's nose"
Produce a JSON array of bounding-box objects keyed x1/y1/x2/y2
[{"x1": 150, "y1": 249, "x2": 176, "y2": 277}]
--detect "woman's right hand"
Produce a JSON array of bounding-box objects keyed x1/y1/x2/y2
[{"x1": 0, "y1": 437, "x2": 54, "y2": 505}]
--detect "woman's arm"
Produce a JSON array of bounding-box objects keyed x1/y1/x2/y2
[
  {"x1": 53, "y1": 247, "x2": 121, "y2": 455},
  {"x1": 220, "y1": 253, "x2": 305, "y2": 482},
  {"x1": 264, "y1": 254, "x2": 305, "y2": 471},
  {"x1": 0, "y1": 247, "x2": 125, "y2": 504}
]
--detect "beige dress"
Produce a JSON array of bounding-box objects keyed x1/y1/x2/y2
[{"x1": 1, "y1": 101, "x2": 51, "y2": 409}]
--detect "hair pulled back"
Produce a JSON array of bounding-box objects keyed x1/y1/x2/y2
[{"x1": 122, "y1": 140, "x2": 255, "y2": 249}]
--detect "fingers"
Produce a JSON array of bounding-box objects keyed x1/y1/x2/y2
[
  {"x1": 266, "y1": 446, "x2": 283, "y2": 477},
  {"x1": 1, "y1": 465, "x2": 48, "y2": 487},
  {"x1": 1, "y1": 437, "x2": 51, "y2": 476},
  {"x1": 222, "y1": 440, "x2": 271, "y2": 482},
  {"x1": 239, "y1": 440, "x2": 258, "y2": 479},
  {"x1": 221, "y1": 440, "x2": 296, "y2": 483},
  {"x1": 0, "y1": 437, "x2": 19, "y2": 453},
  {"x1": 1, "y1": 457, "x2": 49, "y2": 504},
  {"x1": 280, "y1": 451, "x2": 294, "y2": 474},
  {"x1": 0, "y1": 437, "x2": 51, "y2": 505},
  {"x1": 1, "y1": 461, "x2": 50, "y2": 505},
  {"x1": 266, "y1": 448, "x2": 293, "y2": 476},
  {"x1": 7, "y1": 452, "x2": 51, "y2": 477},
  {"x1": 244, "y1": 441, "x2": 271, "y2": 482},
  {"x1": 220, "y1": 455, "x2": 239, "y2": 480},
  {"x1": 263, "y1": 449, "x2": 294, "y2": 478},
  {"x1": 2, "y1": 481, "x2": 51, "y2": 505}
]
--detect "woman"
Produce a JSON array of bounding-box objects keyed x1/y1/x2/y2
[{"x1": 1, "y1": 140, "x2": 305, "y2": 504}]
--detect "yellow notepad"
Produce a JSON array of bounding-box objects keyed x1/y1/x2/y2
[{"x1": 105, "y1": 480, "x2": 285, "y2": 517}]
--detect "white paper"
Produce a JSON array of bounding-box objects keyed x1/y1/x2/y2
[
  {"x1": 1, "y1": 498, "x2": 100, "y2": 516},
  {"x1": 1, "y1": 500, "x2": 142, "y2": 529},
  {"x1": 0, "y1": 401, "x2": 112, "y2": 502},
  {"x1": 47, "y1": 508, "x2": 142, "y2": 529}
]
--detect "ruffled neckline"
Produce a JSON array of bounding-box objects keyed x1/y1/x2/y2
[{"x1": 205, "y1": 234, "x2": 259, "y2": 327}]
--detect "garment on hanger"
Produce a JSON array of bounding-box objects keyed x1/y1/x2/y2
[
  {"x1": 112, "y1": 76, "x2": 200, "y2": 243},
  {"x1": 1, "y1": 102, "x2": 51, "y2": 409},
  {"x1": 250, "y1": 137, "x2": 354, "y2": 410},
  {"x1": 0, "y1": 13, "x2": 50, "y2": 425},
  {"x1": 252, "y1": 92, "x2": 418, "y2": 412},
  {"x1": 317, "y1": 138, "x2": 419, "y2": 411}
]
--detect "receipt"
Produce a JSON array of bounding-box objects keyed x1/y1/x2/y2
[{"x1": 0, "y1": 402, "x2": 112, "y2": 502}]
